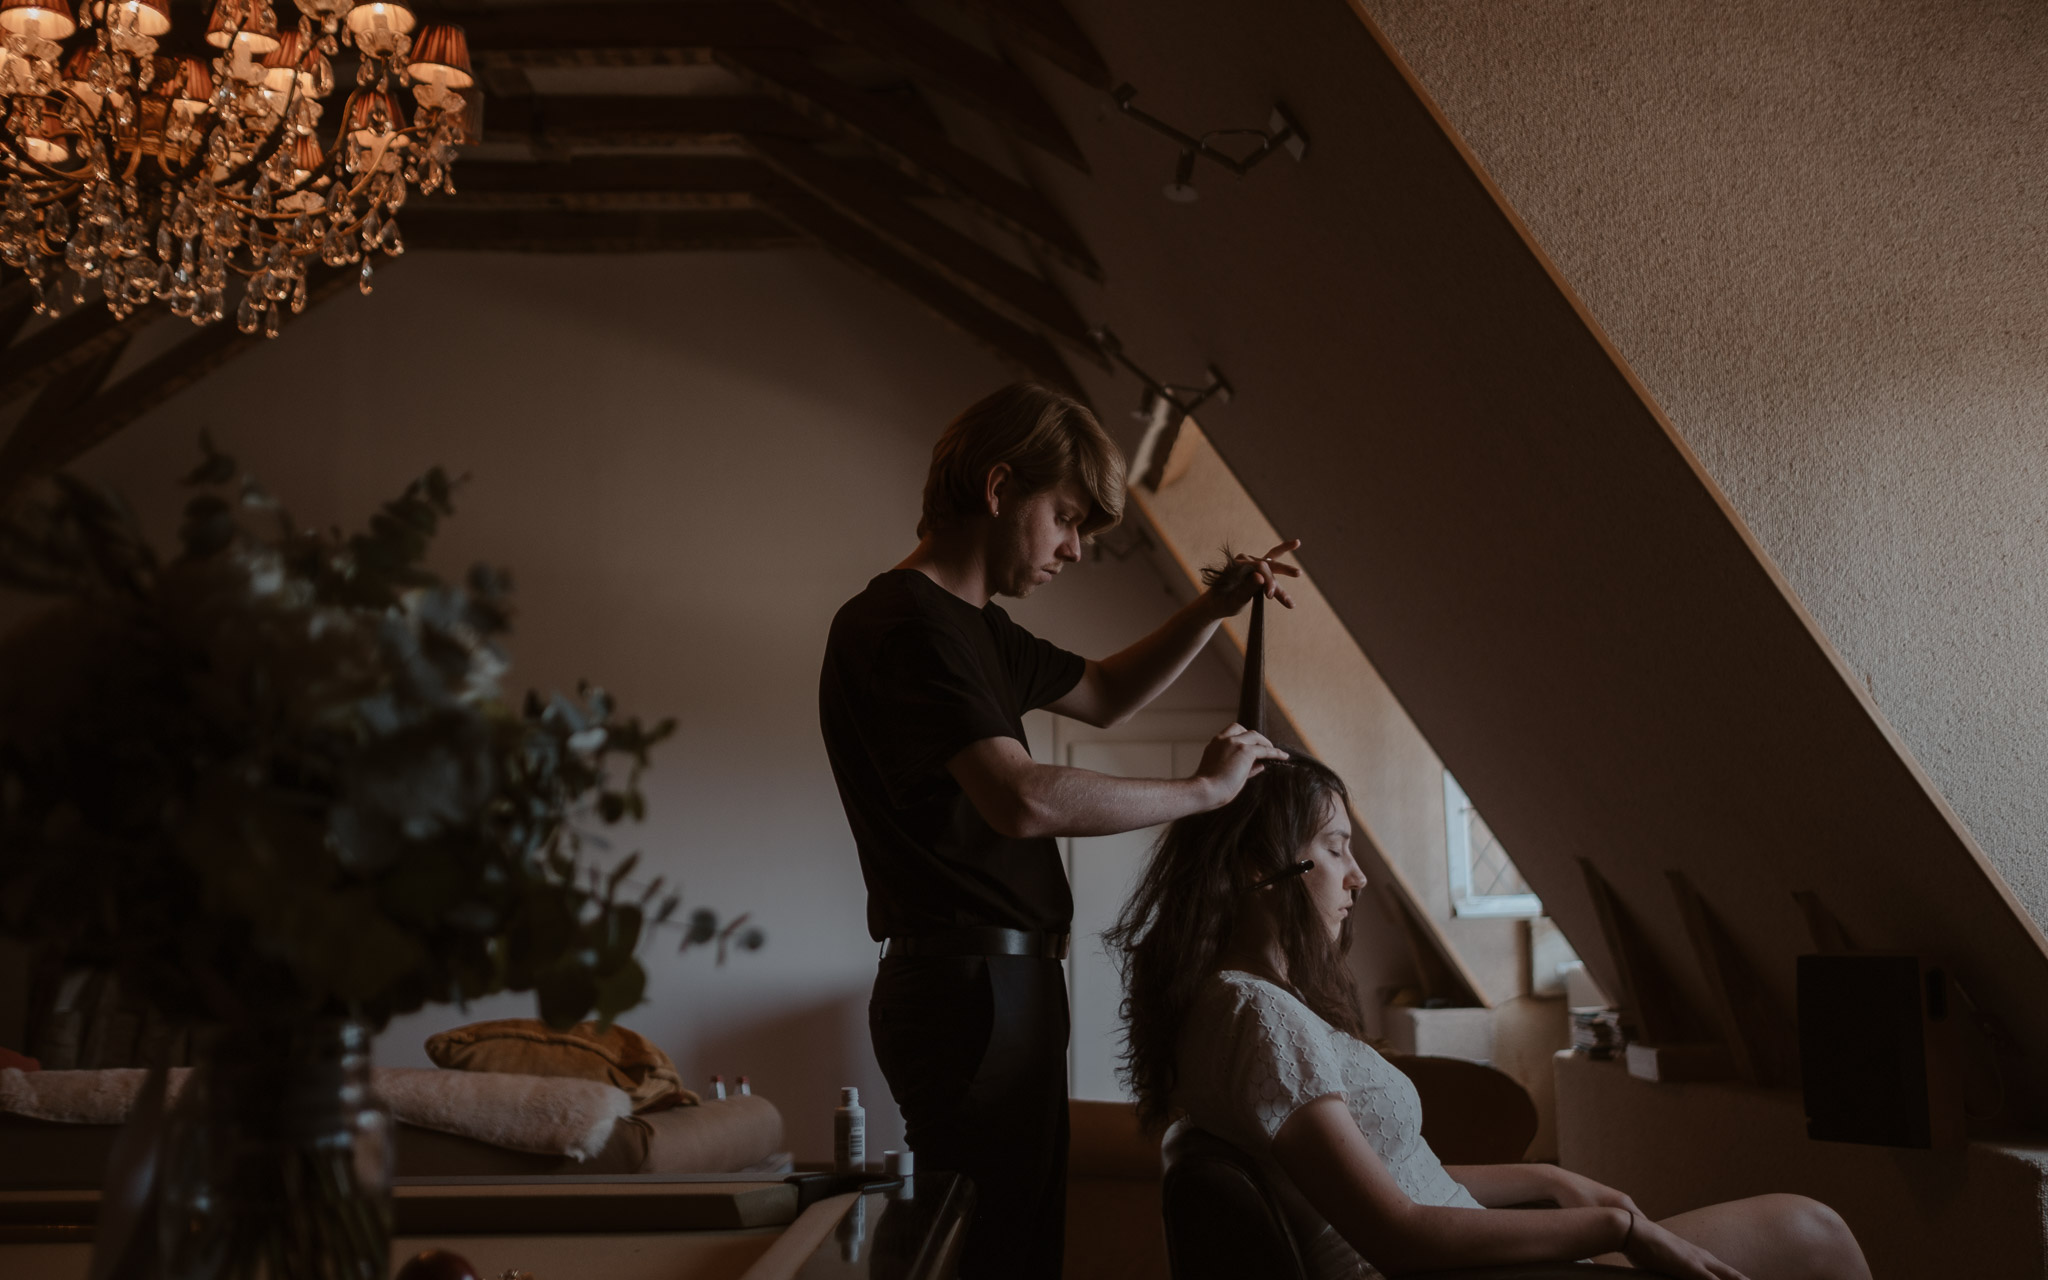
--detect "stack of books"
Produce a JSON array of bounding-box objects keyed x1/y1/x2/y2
[{"x1": 1569, "y1": 1007, "x2": 1627, "y2": 1059}]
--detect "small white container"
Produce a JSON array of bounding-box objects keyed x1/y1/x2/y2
[{"x1": 833, "y1": 1087, "x2": 866, "y2": 1174}]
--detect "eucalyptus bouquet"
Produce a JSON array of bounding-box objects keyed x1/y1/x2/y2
[{"x1": 0, "y1": 437, "x2": 750, "y2": 1034}]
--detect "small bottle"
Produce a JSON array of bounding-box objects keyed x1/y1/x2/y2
[
  {"x1": 709, "y1": 1075, "x2": 727, "y2": 1101},
  {"x1": 833, "y1": 1086, "x2": 866, "y2": 1174},
  {"x1": 736, "y1": 1076, "x2": 752, "y2": 1097}
]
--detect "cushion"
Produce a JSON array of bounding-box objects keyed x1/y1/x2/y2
[{"x1": 425, "y1": 1020, "x2": 696, "y2": 1113}]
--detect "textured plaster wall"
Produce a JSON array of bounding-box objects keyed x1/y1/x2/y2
[
  {"x1": 1360, "y1": 0, "x2": 2048, "y2": 920},
  {"x1": 19, "y1": 249, "x2": 1228, "y2": 1160}
]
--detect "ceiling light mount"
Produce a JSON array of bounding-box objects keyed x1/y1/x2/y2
[
  {"x1": 1111, "y1": 84, "x2": 1306, "y2": 203},
  {"x1": 1089, "y1": 325, "x2": 1232, "y2": 490}
]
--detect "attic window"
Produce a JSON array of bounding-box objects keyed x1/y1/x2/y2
[{"x1": 1443, "y1": 773, "x2": 1542, "y2": 918}]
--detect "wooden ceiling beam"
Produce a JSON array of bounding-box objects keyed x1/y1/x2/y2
[
  {"x1": 763, "y1": 0, "x2": 1088, "y2": 170},
  {"x1": 0, "y1": 267, "x2": 359, "y2": 506},
  {"x1": 441, "y1": 156, "x2": 790, "y2": 211},
  {"x1": 400, "y1": 208, "x2": 806, "y2": 254},
  {"x1": 480, "y1": 94, "x2": 830, "y2": 146},
  {"x1": 454, "y1": 3, "x2": 830, "y2": 67},
  {"x1": 762, "y1": 194, "x2": 1078, "y2": 393},
  {"x1": 0, "y1": 334, "x2": 134, "y2": 493},
  {"x1": 747, "y1": 135, "x2": 1098, "y2": 360},
  {"x1": 0, "y1": 299, "x2": 163, "y2": 408},
  {"x1": 718, "y1": 46, "x2": 1100, "y2": 280},
  {"x1": 941, "y1": 0, "x2": 1113, "y2": 89}
]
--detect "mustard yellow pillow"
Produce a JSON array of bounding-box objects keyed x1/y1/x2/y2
[{"x1": 425, "y1": 1020, "x2": 697, "y2": 1113}]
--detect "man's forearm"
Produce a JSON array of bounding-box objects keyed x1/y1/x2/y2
[
  {"x1": 1009, "y1": 762, "x2": 1222, "y2": 838},
  {"x1": 1091, "y1": 594, "x2": 1226, "y2": 725}
]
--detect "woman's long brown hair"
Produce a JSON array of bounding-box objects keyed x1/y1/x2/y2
[{"x1": 1105, "y1": 754, "x2": 1366, "y2": 1132}]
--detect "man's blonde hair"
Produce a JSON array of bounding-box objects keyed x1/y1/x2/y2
[{"x1": 918, "y1": 383, "x2": 1126, "y2": 539}]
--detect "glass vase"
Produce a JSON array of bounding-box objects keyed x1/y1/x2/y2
[{"x1": 158, "y1": 1019, "x2": 393, "y2": 1280}]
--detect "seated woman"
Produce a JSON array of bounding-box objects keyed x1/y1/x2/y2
[{"x1": 1107, "y1": 754, "x2": 1871, "y2": 1280}]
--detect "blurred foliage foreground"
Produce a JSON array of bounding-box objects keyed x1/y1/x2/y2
[{"x1": 0, "y1": 437, "x2": 757, "y2": 1033}]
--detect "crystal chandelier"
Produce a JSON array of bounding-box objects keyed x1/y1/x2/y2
[{"x1": 0, "y1": 0, "x2": 471, "y2": 337}]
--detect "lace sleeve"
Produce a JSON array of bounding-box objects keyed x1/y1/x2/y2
[{"x1": 1219, "y1": 981, "x2": 1349, "y2": 1148}]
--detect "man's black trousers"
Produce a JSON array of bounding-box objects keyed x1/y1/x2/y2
[{"x1": 870, "y1": 953, "x2": 1069, "y2": 1280}]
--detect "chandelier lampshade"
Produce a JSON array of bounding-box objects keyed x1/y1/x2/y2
[
  {"x1": 0, "y1": 0, "x2": 76, "y2": 40},
  {"x1": 19, "y1": 109, "x2": 69, "y2": 163},
  {"x1": 0, "y1": 0, "x2": 465, "y2": 332},
  {"x1": 206, "y1": 0, "x2": 281, "y2": 58},
  {"x1": 92, "y1": 0, "x2": 168, "y2": 37},
  {"x1": 344, "y1": 0, "x2": 412, "y2": 57},
  {"x1": 404, "y1": 22, "x2": 467, "y2": 89}
]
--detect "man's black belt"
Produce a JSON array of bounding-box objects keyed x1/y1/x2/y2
[{"x1": 879, "y1": 927, "x2": 1070, "y2": 960}]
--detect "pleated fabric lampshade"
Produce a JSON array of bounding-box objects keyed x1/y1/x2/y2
[{"x1": 406, "y1": 23, "x2": 471, "y2": 89}]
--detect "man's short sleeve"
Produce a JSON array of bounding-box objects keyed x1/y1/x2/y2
[
  {"x1": 857, "y1": 618, "x2": 1017, "y2": 803},
  {"x1": 984, "y1": 604, "x2": 1086, "y2": 712}
]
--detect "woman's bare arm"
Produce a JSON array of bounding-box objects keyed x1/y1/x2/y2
[{"x1": 1271, "y1": 1098, "x2": 1749, "y2": 1279}]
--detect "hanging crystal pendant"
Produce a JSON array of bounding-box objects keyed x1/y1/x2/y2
[{"x1": 0, "y1": 0, "x2": 462, "y2": 336}]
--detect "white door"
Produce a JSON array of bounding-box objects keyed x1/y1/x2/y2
[{"x1": 1057, "y1": 712, "x2": 1231, "y2": 1102}]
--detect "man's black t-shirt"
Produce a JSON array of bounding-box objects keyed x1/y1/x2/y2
[{"x1": 819, "y1": 569, "x2": 1086, "y2": 941}]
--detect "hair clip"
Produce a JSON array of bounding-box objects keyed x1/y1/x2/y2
[{"x1": 1252, "y1": 859, "x2": 1313, "y2": 890}]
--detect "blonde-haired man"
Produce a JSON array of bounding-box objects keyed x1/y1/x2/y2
[{"x1": 819, "y1": 383, "x2": 1296, "y2": 1279}]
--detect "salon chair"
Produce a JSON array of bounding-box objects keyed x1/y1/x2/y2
[{"x1": 1159, "y1": 1120, "x2": 1643, "y2": 1280}]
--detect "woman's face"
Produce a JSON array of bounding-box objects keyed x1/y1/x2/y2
[{"x1": 1302, "y1": 793, "x2": 1368, "y2": 942}]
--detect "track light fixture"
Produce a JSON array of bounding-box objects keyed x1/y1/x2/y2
[
  {"x1": 1111, "y1": 84, "x2": 1307, "y2": 203},
  {"x1": 1089, "y1": 325, "x2": 1232, "y2": 490}
]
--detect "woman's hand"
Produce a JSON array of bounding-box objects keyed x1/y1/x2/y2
[
  {"x1": 1543, "y1": 1166, "x2": 1642, "y2": 1218},
  {"x1": 1623, "y1": 1215, "x2": 1752, "y2": 1280}
]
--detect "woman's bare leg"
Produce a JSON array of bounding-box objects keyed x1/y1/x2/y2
[{"x1": 1590, "y1": 1194, "x2": 1872, "y2": 1280}]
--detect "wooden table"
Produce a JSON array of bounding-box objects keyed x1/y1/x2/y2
[{"x1": 0, "y1": 1171, "x2": 973, "y2": 1280}]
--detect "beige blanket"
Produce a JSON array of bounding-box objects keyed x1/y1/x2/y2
[{"x1": 0, "y1": 1066, "x2": 630, "y2": 1161}]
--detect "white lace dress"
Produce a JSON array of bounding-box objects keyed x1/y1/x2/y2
[{"x1": 1170, "y1": 970, "x2": 1484, "y2": 1280}]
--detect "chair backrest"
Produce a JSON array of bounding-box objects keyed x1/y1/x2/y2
[
  {"x1": 1385, "y1": 1054, "x2": 1539, "y2": 1165},
  {"x1": 1158, "y1": 1118, "x2": 1308, "y2": 1280}
]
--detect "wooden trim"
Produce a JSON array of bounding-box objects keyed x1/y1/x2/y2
[
  {"x1": 720, "y1": 46, "x2": 1101, "y2": 280},
  {"x1": 748, "y1": 136, "x2": 1098, "y2": 358},
  {"x1": 764, "y1": 0, "x2": 1088, "y2": 170},
  {"x1": 761, "y1": 194, "x2": 1078, "y2": 392}
]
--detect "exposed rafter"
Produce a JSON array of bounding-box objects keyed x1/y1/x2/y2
[
  {"x1": 402, "y1": 208, "x2": 806, "y2": 254},
  {"x1": 0, "y1": 267, "x2": 360, "y2": 506},
  {"x1": 748, "y1": 136, "x2": 1098, "y2": 360},
  {"x1": 763, "y1": 0, "x2": 1089, "y2": 169},
  {"x1": 941, "y1": 0, "x2": 1113, "y2": 89},
  {"x1": 449, "y1": 3, "x2": 831, "y2": 65},
  {"x1": 0, "y1": 301, "x2": 164, "y2": 410},
  {"x1": 480, "y1": 94, "x2": 829, "y2": 146},
  {"x1": 717, "y1": 46, "x2": 1099, "y2": 279},
  {"x1": 762, "y1": 195, "x2": 1076, "y2": 393}
]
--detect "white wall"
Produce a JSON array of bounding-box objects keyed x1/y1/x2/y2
[
  {"x1": 1362, "y1": 0, "x2": 2048, "y2": 929},
  {"x1": 45, "y1": 247, "x2": 1230, "y2": 1161}
]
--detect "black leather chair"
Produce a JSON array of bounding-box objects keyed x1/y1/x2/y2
[{"x1": 1159, "y1": 1119, "x2": 1643, "y2": 1280}]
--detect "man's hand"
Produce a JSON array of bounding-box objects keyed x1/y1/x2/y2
[
  {"x1": 1203, "y1": 539, "x2": 1303, "y2": 620},
  {"x1": 1194, "y1": 723, "x2": 1289, "y2": 807}
]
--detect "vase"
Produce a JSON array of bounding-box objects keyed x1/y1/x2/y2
[{"x1": 157, "y1": 1019, "x2": 393, "y2": 1280}]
